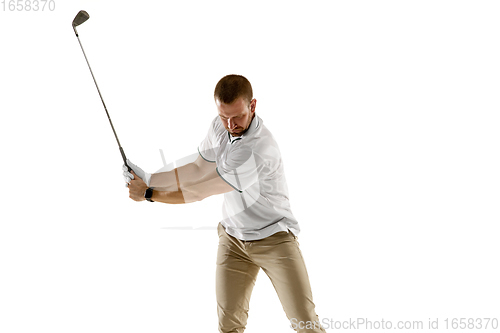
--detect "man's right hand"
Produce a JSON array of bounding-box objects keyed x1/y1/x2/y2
[{"x1": 123, "y1": 159, "x2": 151, "y2": 187}]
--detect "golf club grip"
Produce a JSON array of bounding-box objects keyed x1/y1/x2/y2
[{"x1": 120, "y1": 147, "x2": 132, "y2": 172}]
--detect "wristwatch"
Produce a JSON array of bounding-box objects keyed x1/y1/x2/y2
[{"x1": 144, "y1": 188, "x2": 154, "y2": 202}]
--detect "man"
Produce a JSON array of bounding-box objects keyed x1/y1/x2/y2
[{"x1": 126, "y1": 74, "x2": 325, "y2": 333}]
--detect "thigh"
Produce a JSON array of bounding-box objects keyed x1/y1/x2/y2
[
  {"x1": 251, "y1": 232, "x2": 325, "y2": 332},
  {"x1": 216, "y1": 223, "x2": 260, "y2": 332}
]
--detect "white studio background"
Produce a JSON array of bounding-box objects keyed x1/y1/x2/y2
[{"x1": 1, "y1": 1, "x2": 499, "y2": 332}]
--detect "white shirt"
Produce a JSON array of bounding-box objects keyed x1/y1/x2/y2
[{"x1": 198, "y1": 114, "x2": 300, "y2": 241}]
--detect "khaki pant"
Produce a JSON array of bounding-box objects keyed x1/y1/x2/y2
[{"x1": 216, "y1": 223, "x2": 326, "y2": 333}]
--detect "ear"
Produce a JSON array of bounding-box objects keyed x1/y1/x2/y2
[{"x1": 250, "y1": 98, "x2": 257, "y2": 112}]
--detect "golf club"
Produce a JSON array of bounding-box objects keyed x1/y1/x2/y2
[{"x1": 72, "y1": 10, "x2": 131, "y2": 171}]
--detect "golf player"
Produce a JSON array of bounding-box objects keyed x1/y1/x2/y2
[{"x1": 126, "y1": 74, "x2": 325, "y2": 333}]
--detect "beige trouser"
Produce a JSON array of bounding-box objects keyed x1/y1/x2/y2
[{"x1": 216, "y1": 223, "x2": 326, "y2": 333}]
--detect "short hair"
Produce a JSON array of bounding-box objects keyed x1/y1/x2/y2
[{"x1": 214, "y1": 74, "x2": 253, "y2": 104}]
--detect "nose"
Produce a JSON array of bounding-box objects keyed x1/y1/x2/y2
[{"x1": 228, "y1": 119, "x2": 236, "y2": 129}]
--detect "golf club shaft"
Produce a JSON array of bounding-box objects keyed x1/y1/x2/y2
[{"x1": 74, "y1": 29, "x2": 130, "y2": 170}]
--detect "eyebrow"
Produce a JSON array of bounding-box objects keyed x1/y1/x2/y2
[{"x1": 219, "y1": 113, "x2": 242, "y2": 119}]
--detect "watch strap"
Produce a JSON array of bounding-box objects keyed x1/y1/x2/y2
[{"x1": 145, "y1": 188, "x2": 154, "y2": 202}]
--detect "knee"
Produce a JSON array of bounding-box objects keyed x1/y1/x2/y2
[{"x1": 218, "y1": 305, "x2": 249, "y2": 333}]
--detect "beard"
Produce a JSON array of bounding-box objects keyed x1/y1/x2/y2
[
  {"x1": 227, "y1": 114, "x2": 255, "y2": 137},
  {"x1": 229, "y1": 129, "x2": 244, "y2": 136},
  {"x1": 229, "y1": 123, "x2": 249, "y2": 136}
]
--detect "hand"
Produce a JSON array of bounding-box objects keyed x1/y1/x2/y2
[
  {"x1": 123, "y1": 164, "x2": 134, "y2": 186},
  {"x1": 123, "y1": 159, "x2": 151, "y2": 187},
  {"x1": 128, "y1": 171, "x2": 149, "y2": 201}
]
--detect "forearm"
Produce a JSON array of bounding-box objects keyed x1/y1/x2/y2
[
  {"x1": 150, "y1": 189, "x2": 185, "y2": 204},
  {"x1": 147, "y1": 166, "x2": 234, "y2": 204},
  {"x1": 146, "y1": 154, "x2": 227, "y2": 204},
  {"x1": 150, "y1": 162, "x2": 199, "y2": 189},
  {"x1": 150, "y1": 187, "x2": 200, "y2": 204}
]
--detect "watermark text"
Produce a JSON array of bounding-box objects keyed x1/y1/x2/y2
[
  {"x1": 1, "y1": 0, "x2": 55, "y2": 11},
  {"x1": 290, "y1": 317, "x2": 499, "y2": 330}
]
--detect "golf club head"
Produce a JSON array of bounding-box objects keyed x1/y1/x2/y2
[{"x1": 72, "y1": 10, "x2": 89, "y2": 27}]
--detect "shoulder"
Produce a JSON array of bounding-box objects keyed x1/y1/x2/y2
[
  {"x1": 210, "y1": 115, "x2": 225, "y2": 134},
  {"x1": 252, "y1": 121, "x2": 281, "y2": 158},
  {"x1": 205, "y1": 115, "x2": 226, "y2": 140},
  {"x1": 210, "y1": 115, "x2": 220, "y2": 128}
]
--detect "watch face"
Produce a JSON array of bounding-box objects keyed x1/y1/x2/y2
[{"x1": 145, "y1": 188, "x2": 153, "y2": 199}]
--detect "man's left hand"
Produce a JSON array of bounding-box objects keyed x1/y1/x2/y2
[{"x1": 128, "y1": 171, "x2": 148, "y2": 201}]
